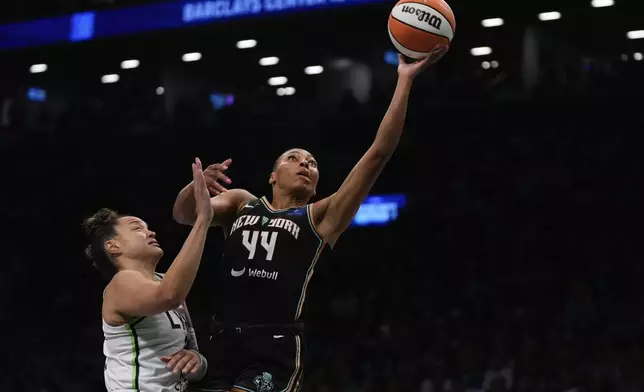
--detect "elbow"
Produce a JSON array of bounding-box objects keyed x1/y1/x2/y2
[
  {"x1": 171, "y1": 202, "x2": 183, "y2": 223},
  {"x1": 369, "y1": 146, "x2": 394, "y2": 163},
  {"x1": 172, "y1": 210, "x2": 185, "y2": 225},
  {"x1": 172, "y1": 207, "x2": 193, "y2": 226},
  {"x1": 159, "y1": 288, "x2": 184, "y2": 310}
]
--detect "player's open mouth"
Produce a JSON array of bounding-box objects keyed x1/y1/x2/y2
[{"x1": 297, "y1": 171, "x2": 310, "y2": 179}]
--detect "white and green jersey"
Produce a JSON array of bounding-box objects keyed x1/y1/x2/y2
[{"x1": 102, "y1": 273, "x2": 206, "y2": 392}]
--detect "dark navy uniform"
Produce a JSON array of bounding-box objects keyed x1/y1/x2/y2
[{"x1": 191, "y1": 197, "x2": 331, "y2": 392}]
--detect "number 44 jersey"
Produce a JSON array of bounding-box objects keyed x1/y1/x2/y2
[{"x1": 213, "y1": 196, "x2": 331, "y2": 323}]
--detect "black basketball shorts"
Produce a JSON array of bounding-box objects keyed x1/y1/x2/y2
[{"x1": 188, "y1": 325, "x2": 305, "y2": 392}]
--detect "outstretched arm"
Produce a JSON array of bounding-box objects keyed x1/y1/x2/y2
[
  {"x1": 105, "y1": 159, "x2": 214, "y2": 318},
  {"x1": 313, "y1": 49, "x2": 447, "y2": 246}
]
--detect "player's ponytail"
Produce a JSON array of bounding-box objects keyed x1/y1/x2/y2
[{"x1": 82, "y1": 208, "x2": 121, "y2": 280}]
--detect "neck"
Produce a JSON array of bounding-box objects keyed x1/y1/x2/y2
[
  {"x1": 270, "y1": 188, "x2": 309, "y2": 210},
  {"x1": 117, "y1": 257, "x2": 158, "y2": 279}
]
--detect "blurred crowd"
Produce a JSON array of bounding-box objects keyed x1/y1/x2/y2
[{"x1": 1, "y1": 59, "x2": 643, "y2": 392}]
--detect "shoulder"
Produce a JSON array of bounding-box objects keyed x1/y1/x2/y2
[
  {"x1": 310, "y1": 196, "x2": 333, "y2": 223},
  {"x1": 103, "y1": 271, "x2": 152, "y2": 325},
  {"x1": 228, "y1": 189, "x2": 256, "y2": 204},
  {"x1": 212, "y1": 188, "x2": 257, "y2": 212},
  {"x1": 235, "y1": 192, "x2": 262, "y2": 212},
  {"x1": 105, "y1": 270, "x2": 156, "y2": 298},
  {"x1": 210, "y1": 189, "x2": 257, "y2": 229},
  {"x1": 309, "y1": 195, "x2": 334, "y2": 229}
]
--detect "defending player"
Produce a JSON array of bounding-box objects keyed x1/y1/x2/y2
[
  {"x1": 83, "y1": 158, "x2": 212, "y2": 392},
  {"x1": 173, "y1": 50, "x2": 446, "y2": 391}
]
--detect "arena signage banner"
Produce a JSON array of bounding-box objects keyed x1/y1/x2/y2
[{"x1": 0, "y1": 0, "x2": 386, "y2": 50}]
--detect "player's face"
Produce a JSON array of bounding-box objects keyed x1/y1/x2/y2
[
  {"x1": 271, "y1": 149, "x2": 319, "y2": 197},
  {"x1": 107, "y1": 216, "x2": 164, "y2": 262}
]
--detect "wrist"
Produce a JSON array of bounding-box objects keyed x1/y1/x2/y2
[
  {"x1": 397, "y1": 74, "x2": 414, "y2": 88},
  {"x1": 194, "y1": 216, "x2": 212, "y2": 226},
  {"x1": 186, "y1": 349, "x2": 208, "y2": 380}
]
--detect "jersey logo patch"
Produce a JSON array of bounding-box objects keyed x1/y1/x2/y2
[
  {"x1": 287, "y1": 208, "x2": 306, "y2": 216},
  {"x1": 254, "y1": 372, "x2": 275, "y2": 392},
  {"x1": 231, "y1": 267, "x2": 246, "y2": 277}
]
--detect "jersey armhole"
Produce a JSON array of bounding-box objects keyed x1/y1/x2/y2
[{"x1": 306, "y1": 204, "x2": 327, "y2": 247}]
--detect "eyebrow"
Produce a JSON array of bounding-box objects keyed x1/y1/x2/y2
[
  {"x1": 286, "y1": 150, "x2": 316, "y2": 162},
  {"x1": 127, "y1": 219, "x2": 146, "y2": 227}
]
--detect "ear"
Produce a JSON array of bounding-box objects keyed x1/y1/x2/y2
[
  {"x1": 269, "y1": 172, "x2": 276, "y2": 186},
  {"x1": 105, "y1": 239, "x2": 121, "y2": 257}
]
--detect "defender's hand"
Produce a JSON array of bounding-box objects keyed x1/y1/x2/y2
[
  {"x1": 203, "y1": 159, "x2": 232, "y2": 196},
  {"x1": 398, "y1": 45, "x2": 449, "y2": 79},
  {"x1": 161, "y1": 349, "x2": 202, "y2": 375},
  {"x1": 192, "y1": 158, "x2": 213, "y2": 222}
]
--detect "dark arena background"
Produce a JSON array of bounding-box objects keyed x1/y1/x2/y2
[{"x1": 1, "y1": 0, "x2": 643, "y2": 390}]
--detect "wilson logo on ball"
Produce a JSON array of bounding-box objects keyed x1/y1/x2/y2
[{"x1": 400, "y1": 5, "x2": 442, "y2": 30}]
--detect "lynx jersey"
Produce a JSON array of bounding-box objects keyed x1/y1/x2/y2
[
  {"x1": 103, "y1": 274, "x2": 195, "y2": 392},
  {"x1": 213, "y1": 196, "x2": 331, "y2": 323}
]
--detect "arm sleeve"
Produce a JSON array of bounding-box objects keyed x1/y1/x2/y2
[{"x1": 183, "y1": 302, "x2": 208, "y2": 381}]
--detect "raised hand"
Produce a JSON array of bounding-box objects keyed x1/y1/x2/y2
[
  {"x1": 192, "y1": 158, "x2": 214, "y2": 222},
  {"x1": 398, "y1": 45, "x2": 449, "y2": 80},
  {"x1": 203, "y1": 159, "x2": 232, "y2": 196}
]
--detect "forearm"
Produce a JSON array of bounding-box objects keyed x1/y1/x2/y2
[
  {"x1": 159, "y1": 218, "x2": 210, "y2": 304},
  {"x1": 372, "y1": 75, "x2": 414, "y2": 156},
  {"x1": 173, "y1": 182, "x2": 197, "y2": 225}
]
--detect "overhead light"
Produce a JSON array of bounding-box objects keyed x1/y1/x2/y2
[
  {"x1": 121, "y1": 59, "x2": 140, "y2": 70},
  {"x1": 182, "y1": 52, "x2": 202, "y2": 62},
  {"x1": 156, "y1": 87, "x2": 165, "y2": 95},
  {"x1": 30, "y1": 64, "x2": 47, "y2": 74},
  {"x1": 481, "y1": 61, "x2": 491, "y2": 69},
  {"x1": 627, "y1": 30, "x2": 644, "y2": 39},
  {"x1": 470, "y1": 47, "x2": 492, "y2": 56},
  {"x1": 304, "y1": 65, "x2": 324, "y2": 75},
  {"x1": 237, "y1": 39, "x2": 257, "y2": 49},
  {"x1": 277, "y1": 87, "x2": 296, "y2": 96},
  {"x1": 591, "y1": 0, "x2": 614, "y2": 7},
  {"x1": 491, "y1": 60, "x2": 499, "y2": 68},
  {"x1": 101, "y1": 74, "x2": 120, "y2": 84},
  {"x1": 268, "y1": 76, "x2": 287, "y2": 86},
  {"x1": 481, "y1": 18, "x2": 504, "y2": 27},
  {"x1": 538, "y1": 11, "x2": 561, "y2": 21},
  {"x1": 259, "y1": 57, "x2": 279, "y2": 66},
  {"x1": 635, "y1": 52, "x2": 643, "y2": 61}
]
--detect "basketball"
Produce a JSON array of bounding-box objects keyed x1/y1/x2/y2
[{"x1": 388, "y1": 0, "x2": 456, "y2": 60}]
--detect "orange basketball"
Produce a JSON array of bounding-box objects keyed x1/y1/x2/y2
[{"x1": 388, "y1": 0, "x2": 455, "y2": 60}]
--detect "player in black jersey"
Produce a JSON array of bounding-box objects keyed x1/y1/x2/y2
[{"x1": 173, "y1": 49, "x2": 446, "y2": 392}]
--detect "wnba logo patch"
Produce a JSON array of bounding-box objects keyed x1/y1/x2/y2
[{"x1": 254, "y1": 372, "x2": 275, "y2": 392}]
